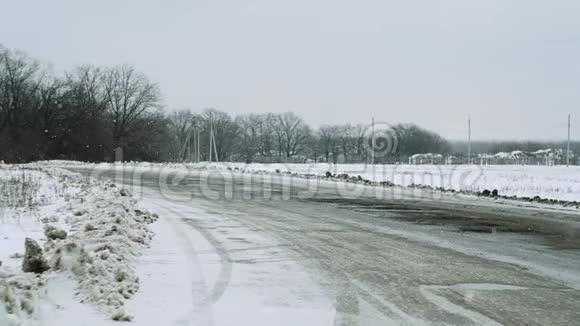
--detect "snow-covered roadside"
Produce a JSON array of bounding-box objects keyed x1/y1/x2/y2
[
  {"x1": 0, "y1": 165, "x2": 158, "y2": 325},
  {"x1": 181, "y1": 162, "x2": 580, "y2": 204},
  {"x1": 41, "y1": 161, "x2": 580, "y2": 207}
]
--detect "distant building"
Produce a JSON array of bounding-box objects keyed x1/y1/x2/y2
[
  {"x1": 408, "y1": 148, "x2": 576, "y2": 166},
  {"x1": 478, "y1": 148, "x2": 572, "y2": 165},
  {"x1": 409, "y1": 153, "x2": 444, "y2": 165}
]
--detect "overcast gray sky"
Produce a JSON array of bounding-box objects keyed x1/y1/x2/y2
[{"x1": 2, "y1": 0, "x2": 579, "y2": 140}]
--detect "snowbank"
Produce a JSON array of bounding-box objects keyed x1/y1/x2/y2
[
  {"x1": 44, "y1": 182, "x2": 158, "y2": 320},
  {"x1": 0, "y1": 165, "x2": 158, "y2": 324},
  {"x1": 0, "y1": 270, "x2": 44, "y2": 326}
]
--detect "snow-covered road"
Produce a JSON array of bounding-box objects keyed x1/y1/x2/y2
[{"x1": 71, "y1": 167, "x2": 580, "y2": 326}]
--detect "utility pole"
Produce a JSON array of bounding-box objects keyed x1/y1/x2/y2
[
  {"x1": 187, "y1": 132, "x2": 191, "y2": 162},
  {"x1": 191, "y1": 120, "x2": 199, "y2": 163},
  {"x1": 208, "y1": 112, "x2": 219, "y2": 162},
  {"x1": 197, "y1": 129, "x2": 201, "y2": 163},
  {"x1": 192, "y1": 126, "x2": 196, "y2": 163},
  {"x1": 567, "y1": 113, "x2": 571, "y2": 167},
  {"x1": 179, "y1": 127, "x2": 193, "y2": 162},
  {"x1": 467, "y1": 115, "x2": 472, "y2": 164},
  {"x1": 212, "y1": 128, "x2": 219, "y2": 162},
  {"x1": 209, "y1": 112, "x2": 213, "y2": 162},
  {"x1": 371, "y1": 117, "x2": 375, "y2": 165}
]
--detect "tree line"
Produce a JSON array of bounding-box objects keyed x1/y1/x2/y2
[
  {"x1": 123, "y1": 108, "x2": 451, "y2": 163},
  {"x1": 189, "y1": 115, "x2": 575, "y2": 163},
  {"x1": 0, "y1": 45, "x2": 167, "y2": 162},
  {"x1": 0, "y1": 45, "x2": 465, "y2": 164}
]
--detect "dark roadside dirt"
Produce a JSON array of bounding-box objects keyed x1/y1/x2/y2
[{"x1": 304, "y1": 196, "x2": 580, "y2": 250}]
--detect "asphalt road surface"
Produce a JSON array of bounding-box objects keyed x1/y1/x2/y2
[{"x1": 70, "y1": 167, "x2": 580, "y2": 326}]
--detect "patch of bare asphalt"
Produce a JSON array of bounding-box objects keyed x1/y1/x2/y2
[{"x1": 303, "y1": 197, "x2": 580, "y2": 250}]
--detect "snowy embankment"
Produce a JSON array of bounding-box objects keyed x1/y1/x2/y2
[
  {"x1": 235, "y1": 163, "x2": 580, "y2": 203},
  {"x1": 0, "y1": 164, "x2": 157, "y2": 325},
  {"x1": 44, "y1": 161, "x2": 580, "y2": 204}
]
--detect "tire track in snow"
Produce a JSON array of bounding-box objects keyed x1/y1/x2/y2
[{"x1": 148, "y1": 201, "x2": 226, "y2": 326}]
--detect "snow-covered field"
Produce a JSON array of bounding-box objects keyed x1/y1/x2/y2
[
  {"x1": 44, "y1": 161, "x2": 580, "y2": 202},
  {"x1": 0, "y1": 165, "x2": 158, "y2": 325},
  {"x1": 234, "y1": 163, "x2": 580, "y2": 202}
]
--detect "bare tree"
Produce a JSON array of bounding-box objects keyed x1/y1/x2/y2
[
  {"x1": 236, "y1": 113, "x2": 262, "y2": 162},
  {"x1": 102, "y1": 65, "x2": 160, "y2": 148},
  {"x1": 318, "y1": 125, "x2": 340, "y2": 163},
  {"x1": 35, "y1": 77, "x2": 65, "y2": 132},
  {"x1": 124, "y1": 111, "x2": 169, "y2": 161},
  {"x1": 276, "y1": 112, "x2": 310, "y2": 158},
  {"x1": 64, "y1": 65, "x2": 108, "y2": 119},
  {"x1": 167, "y1": 110, "x2": 197, "y2": 161},
  {"x1": 200, "y1": 109, "x2": 239, "y2": 161},
  {"x1": 257, "y1": 113, "x2": 277, "y2": 158},
  {"x1": 352, "y1": 124, "x2": 368, "y2": 162},
  {"x1": 0, "y1": 46, "x2": 170, "y2": 162},
  {"x1": 337, "y1": 124, "x2": 356, "y2": 163},
  {"x1": 59, "y1": 65, "x2": 114, "y2": 161},
  {"x1": 0, "y1": 48, "x2": 43, "y2": 129},
  {"x1": 0, "y1": 48, "x2": 47, "y2": 161}
]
